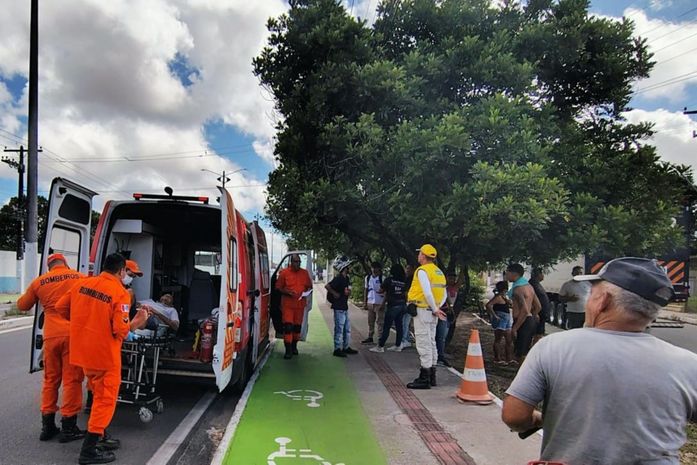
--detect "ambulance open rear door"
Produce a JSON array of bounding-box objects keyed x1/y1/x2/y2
[
  {"x1": 213, "y1": 187, "x2": 240, "y2": 392},
  {"x1": 30, "y1": 178, "x2": 96, "y2": 373}
]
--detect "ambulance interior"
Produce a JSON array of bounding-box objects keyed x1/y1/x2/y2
[{"x1": 100, "y1": 201, "x2": 223, "y2": 367}]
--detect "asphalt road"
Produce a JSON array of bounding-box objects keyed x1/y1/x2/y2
[
  {"x1": 0, "y1": 326, "x2": 236, "y2": 465},
  {"x1": 544, "y1": 320, "x2": 697, "y2": 354},
  {"x1": 651, "y1": 323, "x2": 697, "y2": 354}
]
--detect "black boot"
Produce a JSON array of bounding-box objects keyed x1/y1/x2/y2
[
  {"x1": 406, "y1": 368, "x2": 431, "y2": 390},
  {"x1": 79, "y1": 432, "x2": 116, "y2": 464},
  {"x1": 58, "y1": 415, "x2": 85, "y2": 443},
  {"x1": 430, "y1": 366, "x2": 437, "y2": 387},
  {"x1": 291, "y1": 341, "x2": 299, "y2": 355},
  {"x1": 97, "y1": 430, "x2": 121, "y2": 451},
  {"x1": 284, "y1": 343, "x2": 293, "y2": 359},
  {"x1": 39, "y1": 413, "x2": 60, "y2": 441},
  {"x1": 84, "y1": 391, "x2": 93, "y2": 414}
]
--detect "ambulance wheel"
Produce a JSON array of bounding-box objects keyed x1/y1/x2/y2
[
  {"x1": 155, "y1": 399, "x2": 164, "y2": 414},
  {"x1": 139, "y1": 407, "x2": 154, "y2": 423}
]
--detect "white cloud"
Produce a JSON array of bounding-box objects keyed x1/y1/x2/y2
[
  {"x1": 649, "y1": 0, "x2": 673, "y2": 11},
  {"x1": 626, "y1": 7, "x2": 697, "y2": 102},
  {"x1": 624, "y1": 107, "x2": 697, "y2": 176},
  {"x1": 0, "y1": 0, "x2": 289, "y2": 212}
]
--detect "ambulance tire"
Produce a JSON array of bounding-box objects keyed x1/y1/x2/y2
[{"x1": 230, "y1": 346, "x2": 252, "y2": 394}]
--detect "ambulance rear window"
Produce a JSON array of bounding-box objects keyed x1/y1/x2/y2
[{"x1": 58, "y1": 194, "x2": 91, "y2": 225}]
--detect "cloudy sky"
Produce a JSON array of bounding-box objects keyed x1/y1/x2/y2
[{"x1": 0, "y1": 0, "x2": 696, "y2": 262}]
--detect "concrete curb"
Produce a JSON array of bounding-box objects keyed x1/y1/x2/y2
[
  {"x1": 659, "y1": 310, "x2": 697, "y2": 326},
  {"x1": 0, "y1": 316, "x2": 33, "y2": 331}
]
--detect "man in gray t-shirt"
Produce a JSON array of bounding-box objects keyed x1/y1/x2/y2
[{"x1": 502, "y1": 257, "x2": 697, "y2": 465}]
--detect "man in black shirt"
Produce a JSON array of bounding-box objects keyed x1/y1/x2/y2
[
  {"x1": 529, "y1": 268, "x2": 551, "y2": 343},
  {"x1": 326, "y1": 256, "x2": 359, "y2": 357},
  {"x1": 371, "y1": 264, "x2": 408, "y2": 353}
]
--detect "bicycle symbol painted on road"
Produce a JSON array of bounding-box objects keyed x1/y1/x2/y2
[
  {"x1": 274, "y1": 389, "x2": 324, "y2": 408},
  {"x1": 267, "y1": 437, "x2": 345, "y2": 465}
]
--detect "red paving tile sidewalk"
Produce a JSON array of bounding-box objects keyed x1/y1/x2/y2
[{"x1": 314, "y1": 283, "x2": 542, "y2": 465}]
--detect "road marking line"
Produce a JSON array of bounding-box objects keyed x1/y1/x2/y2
[
  {"x1": 146, "y1": 391, "x2": 217, "y2": 465},
  {"x1": 0, "y1": 325, "x2": 32, "y2": 336},
  {"x1": 210, "y1": 340, "x2": 275, "y2": 465}
]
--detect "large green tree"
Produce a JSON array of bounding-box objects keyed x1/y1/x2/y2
[
  {"x1": 0, "y1": 196, "x2": 101, "y2": 253},
  {"x1": 0, "y1": 196, "x2": 48, "y2": 252},
  {"x1": 255, "y1": 0, "x2": 692, "y2": 272}
]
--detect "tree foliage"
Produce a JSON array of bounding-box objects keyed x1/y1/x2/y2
[
  {"x1": 0, "y1": 196, "x2": 101, "y2": 253},
  {"x1": 255, "y1": 0, "x2": 691, "y2": 271},
  {"x1": 0, "y1": 196, "x2": 48, "y2": 252}
]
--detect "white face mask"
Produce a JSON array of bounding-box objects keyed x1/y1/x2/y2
[{"x1": 122, "y1": 274, "x2": 133, "y2": 286}]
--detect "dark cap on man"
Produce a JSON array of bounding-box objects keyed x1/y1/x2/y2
[{"x1": 573, "y1": 257, "x2": 675, "y2": 306}]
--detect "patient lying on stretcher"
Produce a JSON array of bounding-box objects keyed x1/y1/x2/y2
[{"x1": 127, "y1": 293, "x2": 180, "y2": 340}]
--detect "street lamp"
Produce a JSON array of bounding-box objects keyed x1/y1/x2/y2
[{"x1": 200, "y1": 168, "x2": 247, "y2": 188}]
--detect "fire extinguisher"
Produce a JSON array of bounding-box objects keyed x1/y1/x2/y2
[{"x1": 200, "y1": 319, "x2": 215, "y2": 363}]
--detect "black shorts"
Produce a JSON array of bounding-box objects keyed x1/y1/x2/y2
[{"x1": 514, "y1": 316, "x2": 537, "y2": 358}]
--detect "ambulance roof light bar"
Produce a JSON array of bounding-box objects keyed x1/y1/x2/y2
[{"x1": 133, "y1": 187, "x2": 209, "y2": 204}]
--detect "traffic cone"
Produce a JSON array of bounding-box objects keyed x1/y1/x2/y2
[{"x1": 455, "y1": 329, "x2": 493, "y2": 405}]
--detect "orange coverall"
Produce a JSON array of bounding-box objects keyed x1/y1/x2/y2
[
  {"x1": 56, "y1": 272, "x2": 131, "y2": 436},
  {"x1": 275, "y1": 267, "x2": 312, "y2": 343},
  {"x1": 17, "y1": 265, "x2": 85, "y2": 417}
]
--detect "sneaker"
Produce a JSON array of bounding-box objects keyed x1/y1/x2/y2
[
  {"x1": 437, "y1": 358, "x2": 452, "y2": 368},
  {"x1": 361, "y1": 337, "x2": 374, "y2": 344},
  {"x1": 386, "y1": 345, "x2": 403, "y2": 352},
  {"x1": 369, "y1": 346, "x2": 385, "y2": 353},
  {"x1": 400, "y1": 341, "x2": 412, "y2": 349},
  {"x1": 333, "y1": 349, "x2": 347, "y2": 358},
  {"x1": 343, "y1": 347, "x2": 358, "y2": 355}
]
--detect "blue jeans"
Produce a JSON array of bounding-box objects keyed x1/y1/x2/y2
[
  {"x1": 333, "y1": 309, "x2": 351, "y2": 350},
  {"x1": 378, "y1": 304, "x2": 405, "y2": 347},
  {"x1": 402, "y1": 313, "x2": 414, "y2": 343},
  {"x1": 436, "y1": 318, "x2": 450, "y2": 360}
]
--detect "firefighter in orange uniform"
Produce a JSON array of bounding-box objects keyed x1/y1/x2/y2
[
  {"x1": 84, "y1": 258, "x2": 144, "y2": 415},
  {"x1": 55, "y1": 253, "x2": 148, "y2": 465},
  {"x1": 17, "y1": 253, "x2": 86, "y2": 443},
  {"x1": 275, "y1": 254, "x2": 312, "y2": 359}
]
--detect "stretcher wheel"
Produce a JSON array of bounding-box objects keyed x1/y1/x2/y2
[
  {"x1": 139, "y1": 407, "x2": 154, "y2": 423},
  {"x1": 156, "y1": 399, "x2": 164, "y2": 414}
]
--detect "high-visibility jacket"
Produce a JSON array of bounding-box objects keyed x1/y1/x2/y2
[
  {"x1": 56, "y1": 272, "x2": 131, "y2": 371},
  {"x1": 275, "y1": 267, "x2": 312, "y2": 310},
  {"x1": 16, "y1": 265, "x2": 84, "y2": 339},
  {"x1": 407, "y1": 263, "x2": 446, "y2": 308}
]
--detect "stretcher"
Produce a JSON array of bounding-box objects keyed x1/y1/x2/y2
[{"x1": 118, "y1": 328, "x2": 171, "y2": 423}]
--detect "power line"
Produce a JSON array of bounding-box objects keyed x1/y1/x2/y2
[
  {"x1": 650, "y1": 30, "x2": 697, "y2": 54},
  {"x1": 633, "y1": 5, "x2": 697, "y2": 37},
  {"x1": 656, "y1": 44, "x2": 697, "y2": 66},
  {"x1": 634, "y1": 69, "x2": 697, "y2": 94}
]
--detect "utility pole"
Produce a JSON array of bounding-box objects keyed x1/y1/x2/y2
[
  {"x1": 684, "y1": 108, "x2": 697, "y2": 138},
  {"x1": 25, "y1": 0, "x2": 40, "y2": 283},
  {"x1": 2, "y1": 146, "x2": 26, "y2": 260}
]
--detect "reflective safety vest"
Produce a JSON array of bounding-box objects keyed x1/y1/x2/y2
[{"x1": 407, "y1": 263, "x2": 446, "y2": 308}]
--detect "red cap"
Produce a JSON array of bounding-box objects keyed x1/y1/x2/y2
[
  {"x1": 47, "y1": 253, "x2": 67, "y2": 266},
  {"x1": 125, "y1": 259, "x2": 143, "y2": 276}
]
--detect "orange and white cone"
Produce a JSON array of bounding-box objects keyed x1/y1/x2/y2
[{"x1": 455, "y1": 329, "x2": 493, "y2": 405}]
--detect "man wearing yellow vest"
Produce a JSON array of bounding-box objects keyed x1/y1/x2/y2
[{"x1": 406, "y1": 244, "x2": 448, "y2": 389}]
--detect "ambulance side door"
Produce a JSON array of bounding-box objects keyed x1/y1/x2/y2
[
  {"x1": 31, "y1": 178, "x2": 96, "y2": 373},
  {"x1": 271, "y1": 251, "x2": 314, "y2": 341}
]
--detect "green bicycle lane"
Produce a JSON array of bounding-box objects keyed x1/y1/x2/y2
[{"x1": 222, "y1": 303, "x2": 387, "y2": 465}]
